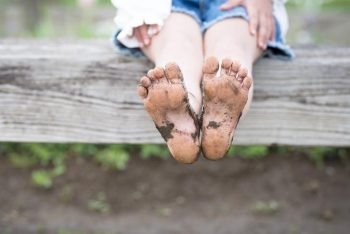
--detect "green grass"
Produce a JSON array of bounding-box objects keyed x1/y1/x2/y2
[{"x1": 1, "y1": 143, "x2": 348, "y2": 189}]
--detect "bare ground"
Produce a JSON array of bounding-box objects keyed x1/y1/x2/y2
[{"x1": 0, "y1": 152, "x2": 350, "y2": 234}]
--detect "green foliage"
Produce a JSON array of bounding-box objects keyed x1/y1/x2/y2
[
  {"x1": 70, "y1": 144, "x2": 99, "y2": 157},
  {"x1": 228, "y1": 146, "x2": 268, "y2": 160},
  {"x1": 95, "y1": 145, "x2": 130, "y2": 170},
  {"x1": 306, "y1": 147, "x2": 330, "y2": 168},
  {"x1": 1, "y1": 143, "x2": 349, "y2": 189},
  {"x1": 31, "y1": 161, "x2": 66, "y2": 189},
  {"x1": 140, "y1": 144, "x2": 170, "y2": 159},
  {"x1": 305, "y1": 147, "x2": 350, "y2": 168},
  {"x1": 32, "y1": 170, "x2": 54, "y2": 188}
]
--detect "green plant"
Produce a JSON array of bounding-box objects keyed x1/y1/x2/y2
[
  {"x1": 32, "y1": 170, "x2": 54, "y2": 188},
  {"x1": 305, "y1": 147, "x2": 339, "y2": 168},
  {"x1": 95, "y1": 145, "x2": 130, "y2": 170},
  {"x1": 228, "y1": 146, "x2": 268, "y2": 160},
  {"x1": 140, "y1": 144, "x2": 170, "y2": 159},
  {"x1": 31, "y1": 161, "x2": 66, "y2": 189},
  {"x1": 2, "y1": 142, "x2": 349, "y2": 190}
]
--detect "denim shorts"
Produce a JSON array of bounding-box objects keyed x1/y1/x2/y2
[{"x1": 113, "y1": 0, "x2": 294, "y2": 60}]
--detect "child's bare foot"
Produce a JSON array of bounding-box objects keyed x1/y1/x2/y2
[
  {"x1": 138, "y1": 63, "x2": 200, "y2": 164},
  {"x1": 201, "y1": 57, "x2": 252, "y2": 160}
]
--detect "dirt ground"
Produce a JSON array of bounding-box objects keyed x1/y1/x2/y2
[{"x1": 0, "y1": 152, "x2": 349, "y2": 234}]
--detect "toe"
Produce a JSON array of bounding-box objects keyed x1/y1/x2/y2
[
  {"x1": 203, "y1": 56, "x2": 219, "y2": 79},
  {"x1": 242, "y1": 76, "x2": 253, "y2": 90},
  {"x1": 221, "y1": 58, "x2": 233, "y2": 76},
  {"x1": 237, "y1": 67, "x2": 248, "y2": 82},
  {"x1": 153, "y1": 67, "x2": 165, "y2": 79},
  {"x1": 147, "y1": 69, "x2": 156, "y2": 80},
  {"x1": 230, "y1": 61, "x2": 241, "y2": 76},
  {"x1": 137, "y1": 85, "x2": 148, "y2": 98},
  {"x1": 147, "y1": 68, "x2": 164, "y2": 81},
  {"x1": 165, "y1": 63, "x2": 182, "y2": 82},
  {"x1": 140, "y1": 76, "x2": 151, "y2": 88}
]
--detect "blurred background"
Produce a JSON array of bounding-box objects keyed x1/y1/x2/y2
[
  {"x1": 0, "y1": 0, "x2": 350, "y2": 44},
  {"x1": 0, "y1": 0, "x2": 350, "y2": 234}
]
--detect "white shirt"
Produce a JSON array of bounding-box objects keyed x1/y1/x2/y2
[{"x1": 112, "y1": 0, "x2": 289, "y2": 48}]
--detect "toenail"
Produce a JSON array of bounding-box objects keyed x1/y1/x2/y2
[
  {"x1": 203, "y1": 57, "x2": 219, "y2": 74},
  {"x1": 165, "y1": 63, "x2": 181, "y2": 80}
]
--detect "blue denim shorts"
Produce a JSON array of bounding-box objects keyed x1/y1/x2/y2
[{"x1": 113, "y1": 0, "x2": 294, "y2": 60}]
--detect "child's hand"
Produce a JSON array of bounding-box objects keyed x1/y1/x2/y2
[
  {"x1": 132, "y1": 24, "x2": 159, "y2": 47},
  {"x1": 220, "y1": 0, "x2": 275, "y2": 50}
]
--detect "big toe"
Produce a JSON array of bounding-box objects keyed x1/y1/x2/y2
[
  {"x1": 147, "y1": 67, "x2": 165, "y2": 81},
  {"x1": 203, "y1": 56, "x2": 219, "y2": 79},
  {"x1": 165, "y1": 63, "x2": 182, "y2": 82},
  {"x1": 203, "y1": 146, "x2": 227, "y2": 161}
]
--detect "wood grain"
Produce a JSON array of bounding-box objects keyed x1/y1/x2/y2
[{"x1": 0, "y1": 40, "x2": 349, "y2": 145}]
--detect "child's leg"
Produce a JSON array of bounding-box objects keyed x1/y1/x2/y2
[
  {"x1": 200, "y1": 18, "x2": 261, "y2": 160},
  {"x1": 138, "y1": 13, "x2": 203, "y2": 163}
]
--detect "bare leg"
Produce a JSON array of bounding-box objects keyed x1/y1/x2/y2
[
  {"x1": 201, "y1": 18, "x2": 262, "y2": 160},
  {"x1": 138, "y1": 13, "x2": 203, "y2": 163}
]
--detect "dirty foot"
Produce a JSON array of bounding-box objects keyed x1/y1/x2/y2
[
  {"x1": 201, "y1": 57, "x2": 252, "y2": 160},
  {"x1": 138, "y1": 63, "x2": 200, "y2": 164}
]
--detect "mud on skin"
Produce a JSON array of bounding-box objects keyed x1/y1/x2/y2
[
  {"x1": 138, "y1": 63, "x2": 200, "y2": 164},
  {"x1": 201, "y1": 57, "x2": 252, "y2": 161}
]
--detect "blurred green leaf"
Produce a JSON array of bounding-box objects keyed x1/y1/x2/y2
[
  {"x1": 95, "y1": 145, "x2": 130, "y2": 170},
  {"x1": 140, "y1": 144, "x2": 170, "y2": 159},
  {"x1": 32, "y1": 170, "x2": 53, "y2": 189},
  {"x1": 228, "y1": 146, "x2": 268, "y2": 160}
]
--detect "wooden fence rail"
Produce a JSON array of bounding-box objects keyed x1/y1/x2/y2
[{"x1": 0, "y1": 40, "x2": 349, "y2": 145}]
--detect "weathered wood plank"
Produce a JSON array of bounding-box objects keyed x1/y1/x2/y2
[{"x1": 0, "y1": 40, "x2": 350, "y2": 145}]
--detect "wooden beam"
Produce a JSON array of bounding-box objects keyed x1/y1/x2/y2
[{"x1": 0, "y1": 40, "x2": 349, "y2": 145}]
